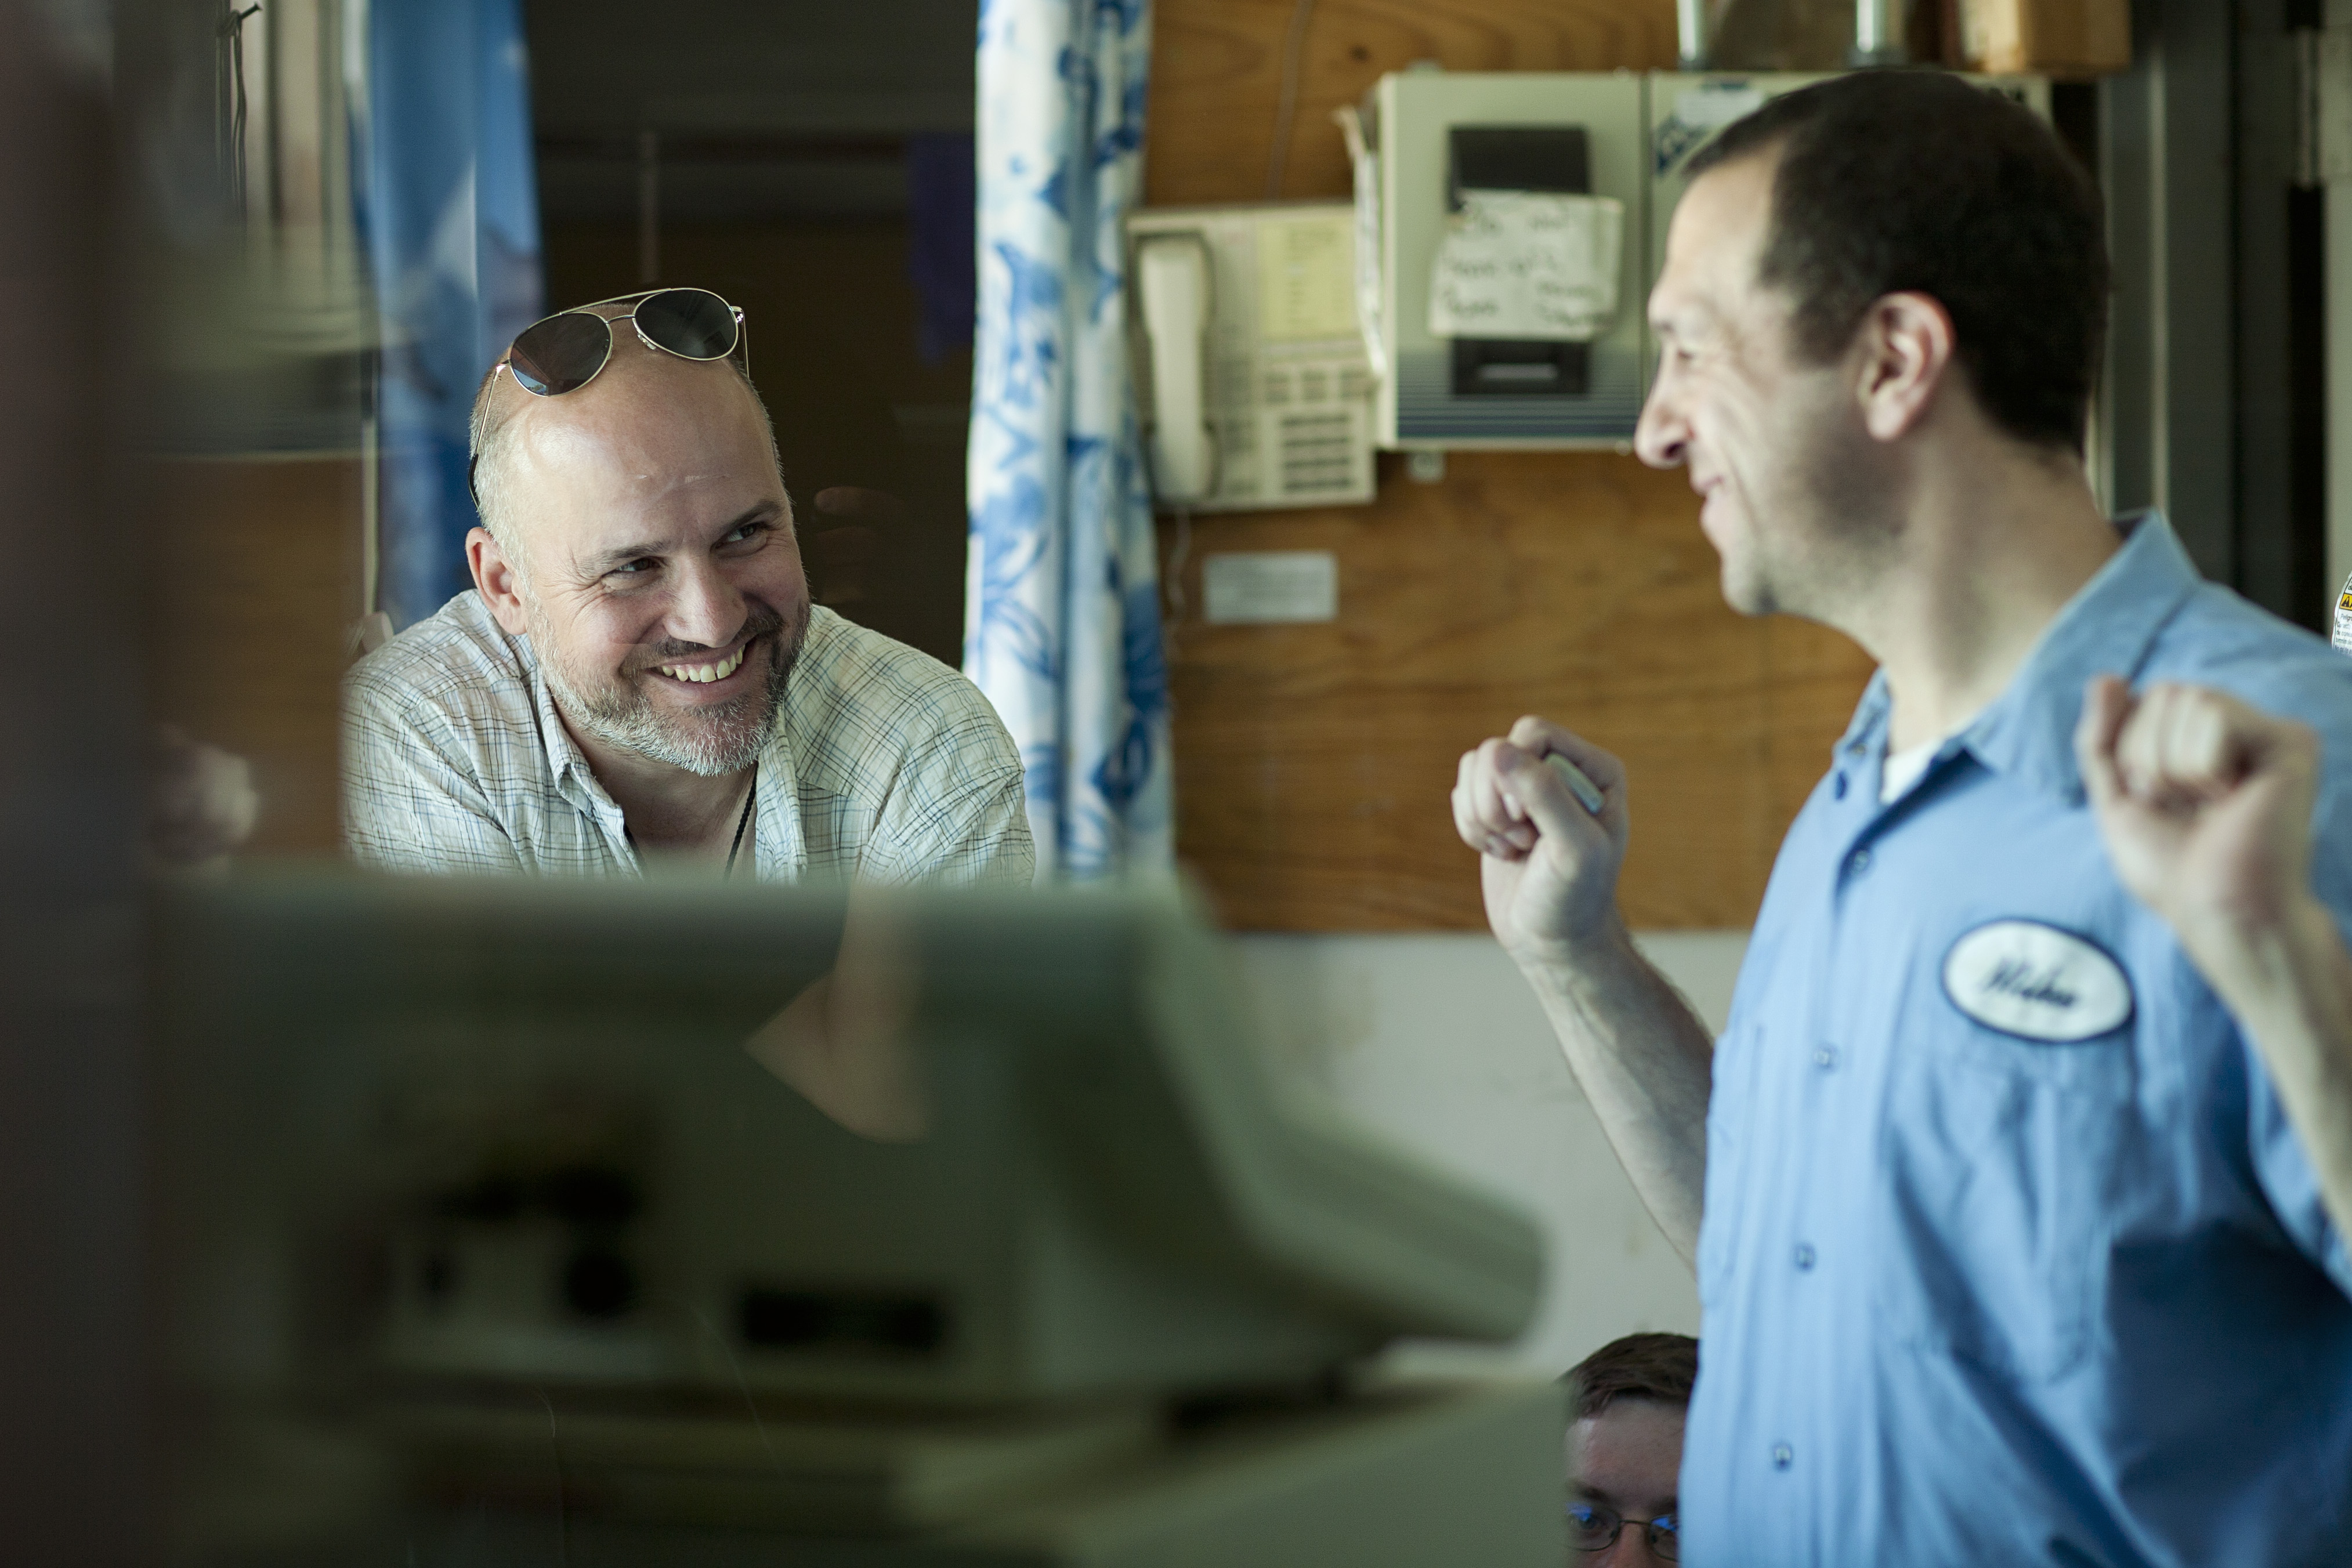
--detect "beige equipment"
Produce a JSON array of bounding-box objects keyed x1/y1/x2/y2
[{"x1": 157, "y1": 877, "x2": 1562, "y2": 1565}]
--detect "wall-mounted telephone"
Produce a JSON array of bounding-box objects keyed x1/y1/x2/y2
[{"x1": 1127, "y1": 202, "x2": 1377, "y2": 513}]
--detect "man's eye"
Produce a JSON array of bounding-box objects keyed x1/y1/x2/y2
[
  {"x1": 1565, "y1": 1502, "x2": 1615, "y2": 1543},
  {"x1": 721, "y1": 522, "x2": 770, "y2": 546},
  {"x1": 607, "y1": 559, "x2": 657, "y2": 580}
]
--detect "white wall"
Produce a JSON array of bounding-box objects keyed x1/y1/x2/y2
[{"x1": 1225, "y1": 929, "x2": 1747, "y2": 1377}]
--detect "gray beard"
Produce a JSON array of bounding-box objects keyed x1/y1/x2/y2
[{"x1": 533, "y1": 610, "x2": 804, "y2": 778}]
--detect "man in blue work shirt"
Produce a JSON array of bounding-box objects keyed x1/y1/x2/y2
[{"x1": 1453, "y1": 72, "x2": 2352, "y2": 1565}]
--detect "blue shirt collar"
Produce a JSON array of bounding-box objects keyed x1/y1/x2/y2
[{"x1": 1833, "y1": 511, "x2": 2203, "y2": 804}]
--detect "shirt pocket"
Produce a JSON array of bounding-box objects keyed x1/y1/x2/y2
[{"x1": 1872, "y1": 962, "x2": 2141, "y2": 1384}]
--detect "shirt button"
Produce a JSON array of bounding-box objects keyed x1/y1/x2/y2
[
  {"x1": 1794, "y1": 1243, "x2": 1816, "y2": 1271},
  {"x1": 1847, "y1": 847, "x2": 1872, "y2": 875},
  {"x1": 1833, "y1": 773, "x2": 1848, "y2": 800},
  {"x1": 1772, "y1": 1443, "x2": 1794, "y2": 1471},
  {"x1": 1813, "y1": 1045, "x2": 1839, "y2": 1071}
]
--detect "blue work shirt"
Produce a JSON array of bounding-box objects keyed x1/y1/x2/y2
[{"x1": 1683, "y1": 513, "x2": 2352, "y2": 1567}]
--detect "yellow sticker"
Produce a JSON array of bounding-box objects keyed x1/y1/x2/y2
[{"x1": 1257, "y1": 215, "x2": 1356, "y2": 343}]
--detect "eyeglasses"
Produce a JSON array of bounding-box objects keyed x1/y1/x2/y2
[
  {"x1": 497, "y1": 287, "x2": 748, "y2": 397},
  {"x1": 1568, "y1": 1501, "x2": 1679, "y2": 1560}
]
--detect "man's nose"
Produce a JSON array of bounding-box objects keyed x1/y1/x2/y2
[
  {"x1": 1634, "y1": 374, "x2": 1687, "y2": 470},
  {"x1": 663, "y1": 556, "x2": 745, "y2": 649}
]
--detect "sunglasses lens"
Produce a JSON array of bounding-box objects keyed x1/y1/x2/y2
[
  {"x1": 506, "y1": 311, "x2": 612, "y2": 396},
  {"x1": 635, "y1": 288, "x2": 739, "y2": 361}
]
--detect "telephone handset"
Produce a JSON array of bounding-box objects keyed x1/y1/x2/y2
[{"x1": 1135, "y1": 235, "x2": 1216, "y2": 502}]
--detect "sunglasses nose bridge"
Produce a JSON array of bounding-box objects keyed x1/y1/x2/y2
[{"x1": 623, "y1": 310, "x2": 663, "y2": 358}]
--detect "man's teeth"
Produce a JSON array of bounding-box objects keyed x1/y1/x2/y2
[{"x1": 658, "y1": 646, "x2": 748, "y2": 684}]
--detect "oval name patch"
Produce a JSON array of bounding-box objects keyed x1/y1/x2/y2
[{"x1": 1941, "y1": 919, "x2": 2134, "y2": 1042}]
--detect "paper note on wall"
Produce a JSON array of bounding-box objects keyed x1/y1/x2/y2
[{"x1": 1427, "y1": 192, "x2": 1623, "y2": 343}]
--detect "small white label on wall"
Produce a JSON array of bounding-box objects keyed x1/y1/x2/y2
[{"x1": 1202, "y1": 551, "x2": 1339, "y2": 625}]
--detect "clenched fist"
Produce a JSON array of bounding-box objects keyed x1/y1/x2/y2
[
  {"x1": 1452, "y1": 716, "x2": 1631, "y2": 969},
  {"x1": 2075, "y1": 676, "x2": 2325, "y2": 971}
]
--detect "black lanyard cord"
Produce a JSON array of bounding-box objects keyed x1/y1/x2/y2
[{"x1": 725, "y1": 778, "x2": 757, "y2": 880}]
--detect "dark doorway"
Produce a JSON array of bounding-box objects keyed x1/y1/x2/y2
[{"x1": 526, "y1": 0, "x2": 980, "y2": 667}]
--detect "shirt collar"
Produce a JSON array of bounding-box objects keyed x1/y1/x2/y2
[
  {"x1": 1832, "y1": 510, "x2": 2203, "y2": 803},
  {"x1": 516, "y1": 631, "x2": 633, "y2": 835},
  {"x1": 1960, "y1": 509, "x2": 2200, "y2": 802}
]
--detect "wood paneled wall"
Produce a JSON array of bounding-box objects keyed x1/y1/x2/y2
[
  {"x1": 147, "y1": 454, "x2": 361, "y2": 857},
  {"x1": 1148, "y1": 0, "x2": 1876, "y2": 930}
]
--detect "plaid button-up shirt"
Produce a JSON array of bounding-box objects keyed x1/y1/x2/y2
[{"x1": 342, "y1": 592, "x2": 1034, "y2": 887}]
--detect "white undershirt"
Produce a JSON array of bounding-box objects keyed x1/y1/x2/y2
[{"x1": 1881, "y1": 737, "x2": 1941, "y2": 803}]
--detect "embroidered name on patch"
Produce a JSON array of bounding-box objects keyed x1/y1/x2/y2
[{"x1": 1941, "y1": 920, "x2": 2134, "y2": 1042}]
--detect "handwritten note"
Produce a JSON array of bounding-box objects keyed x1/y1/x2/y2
[{"x1": 1427, "y1": 192, "x2": 1624, "y2": 342}]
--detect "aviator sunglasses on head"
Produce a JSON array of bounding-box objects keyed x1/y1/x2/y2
[
  {"x1": 498, "y1": 286, "x2": 748, "y2": 396},
  {"x1": 469, "y1": 287, "x2": 749, "y2": 506}
]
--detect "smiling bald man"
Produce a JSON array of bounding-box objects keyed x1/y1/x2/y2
[{"x1": 342, "y1": 290, "x2": 1033, "y2": 887}]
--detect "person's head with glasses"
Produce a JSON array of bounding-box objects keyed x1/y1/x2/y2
[
  {"x1": 1561, "y1": 1332, "x2": 1697, "y2": 1564},
  {"x1": 465, "y1": 288, "x2": 809, "y2": 784}
]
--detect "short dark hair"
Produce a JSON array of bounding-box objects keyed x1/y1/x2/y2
[
  {"x1": 1684, "y1": 69, "x2": 2107, "y2": 455},
  {"x1": 1562, "y1": 1331, "x2": 1699, "y2": 1421}
]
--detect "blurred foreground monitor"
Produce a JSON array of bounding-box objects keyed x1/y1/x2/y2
[{"x1": 157, "y1": 877, "x2": 1562, "y2": 1565}]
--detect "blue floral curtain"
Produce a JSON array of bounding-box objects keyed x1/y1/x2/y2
[
  {"x1": 363, "y1": 0, "x2": 544, "y2": 629},
  {"x1": 965, "y1": 0, "x2": 1173, "y2": 881}
]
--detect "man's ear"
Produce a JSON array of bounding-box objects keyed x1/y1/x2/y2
[
  {"x1": 466, "y1": 526, "x2": 531, "y2": 636},
  {"x1": 1854, "y1": 290, "x2": 1956, "y2": 444}
]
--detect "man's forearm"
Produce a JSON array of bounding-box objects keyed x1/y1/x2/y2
[
  {"x1": 2202, "y1": 896, "x2": 2352, "y2": 1245},
  {"x1": 1520, "y1": 924, "x2": 1716, "y2": 1266}
]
